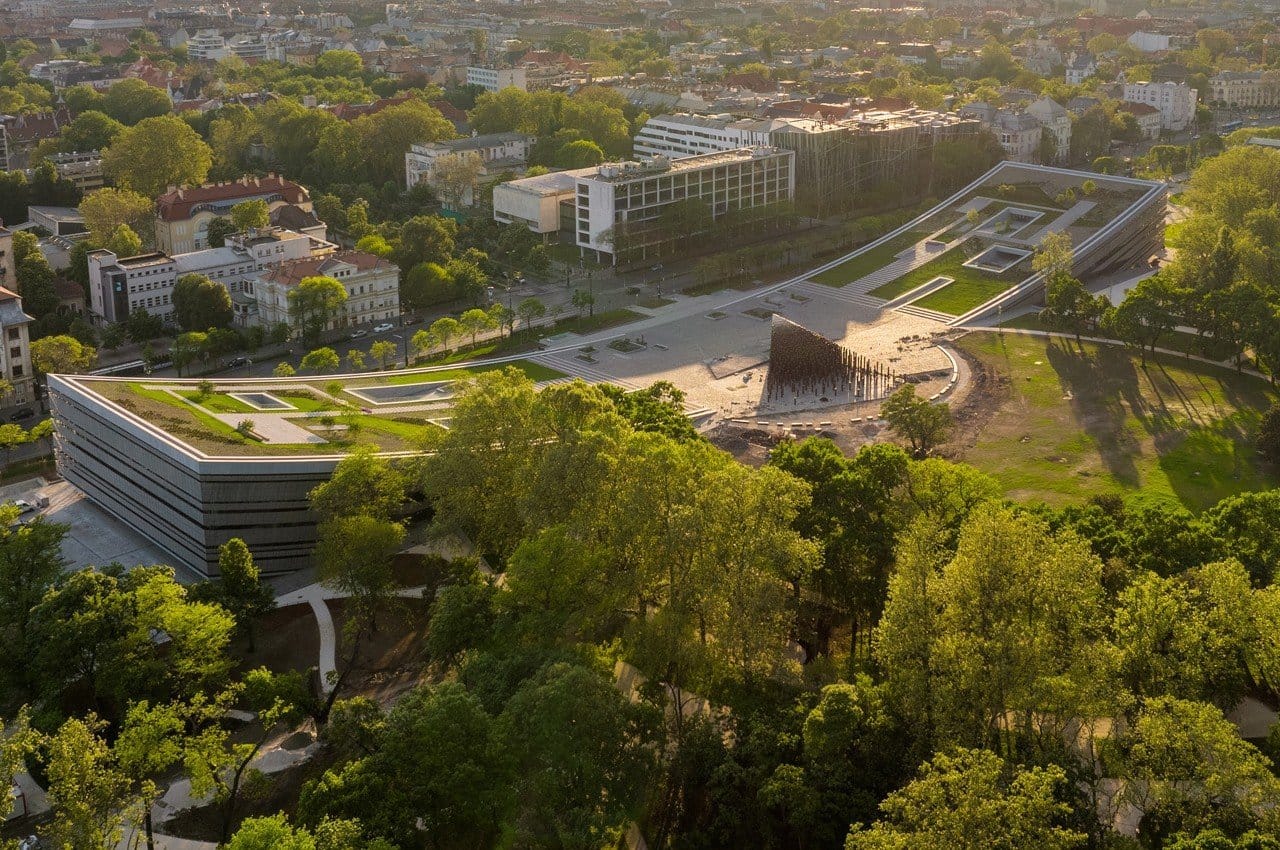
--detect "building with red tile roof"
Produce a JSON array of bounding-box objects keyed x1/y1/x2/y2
[{"x1": 154, "y1": 174, "x2": 313, "y2": 254}]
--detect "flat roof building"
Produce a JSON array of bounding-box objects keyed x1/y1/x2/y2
[{"x1": 574, "y1": 147, "x2": 796, "y2": 262}]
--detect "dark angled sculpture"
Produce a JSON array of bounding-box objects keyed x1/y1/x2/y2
[{"x1": 764, "y1": 315, "x2": 896, "y2": 403}]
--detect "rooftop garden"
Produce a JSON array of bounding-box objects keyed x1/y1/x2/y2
[{"x1": 80, "y1": 359, "x2": 568, "y2": 458}]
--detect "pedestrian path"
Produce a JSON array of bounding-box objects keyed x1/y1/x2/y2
[
  {"x1": 532, "y1": 352, "x2": 642, "y2": 388},
  {"x1": 894, "y1": 303, "x2": 955, "y2": 323},
  {"x1": 789, "y1": 282, "x2": 887, "y2": 311}
]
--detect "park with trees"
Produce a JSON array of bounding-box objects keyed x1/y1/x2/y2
[{"x1": 5, "y1": 363, "x2": 1280, "y2": 849}]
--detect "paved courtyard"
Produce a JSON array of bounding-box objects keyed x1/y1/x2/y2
[{"x1": 533, "y1": 283, "x2": 954, "y2": 420}]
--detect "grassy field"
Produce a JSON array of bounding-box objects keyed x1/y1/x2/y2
[
  {"x1": 809, "y1": 231, "x2": 930, "y2": 288},
  {"x1": 954, "y1": 332, "x2": 1277, "y2": 510},
  {"x1": 178, "y1": 391, "x2": 257, "y2": 414},
  {"x1": 869, "y1": 240, "x2": 1026, "y2": 311},
  {"x1": 373, "y1": 359, "x2": 565, "y2": 386}
]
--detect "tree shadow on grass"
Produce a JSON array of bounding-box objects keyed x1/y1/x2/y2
[{"x1": 1045, "y1": 339, "x2": 1145, "y2": 488}]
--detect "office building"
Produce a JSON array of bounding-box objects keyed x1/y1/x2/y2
[
  {"x1": 465, "y1": 66, "x2": 527, "y2": 93},
  {"x1": 87, "y1": 228, "x2": 335, "y2": 327},
  {"x1": 573, "y1": 147, "x2": 795, "y2": 262}
]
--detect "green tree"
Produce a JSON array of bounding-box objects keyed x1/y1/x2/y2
[
  {"x1": 556, "y1": 138, "x2": 606, "y2": 168},
  {"x1": 310, "y1": 446, "x2": 407, "y2": 523},
  {"x1": 459, "y1": 307, "x2": 496, "y2": 347},
  {"x1": 300, "y1": 682, "x2": 512, "y2": 847},
  {"x1": 880, "y1": 384, "x2": 952, "y2": 458},
  {"x1": 515, "y1": 296, "x2": 546, "y2": 335},
  {"x1": 0, "y1": 423, "x2": 28, "y2": 465},
  {"x1": 206, "y1": 215, "x2": 237, "y2": 248},
  {"x1": 12, "y1": 229, "x2": 59, "y2": 318},
  {"x1": 29, "y1": 565, "x2": 234, "y2": 724},
  {"x1": 846, "y1": 748, "x2": 1086, "y2": 850},
  {"x1": 0, "y1": 508, "x2": 67, "y2": 706},
  {"x1": 1102, "y1": 274, "x2": 1183, "y2": 363},
  {"x1": 79, "y1": 187, "x2": 154, "y2": 247},
  {"x1": 183, "y1": 671, "x2": 304, "y2": 844},
  {"x1": 392, "y1": 215, "x2": 457, "y2": 270},
  {"x1": 402, "y1": 261, "x2": 453, "y2": 310},
  {"x1": 315, "y1": 515, "x2": 404, "y2": 630},
  {"x1": 1197, "y1": 28, "x2": 1236, "y2": 57},
  {"x1": 173, "y1": 272, "x2": 234, "y2": 331},
  {"x1": 369, "y1": 339, "x2": 396, "y2": 370},
  {"x1": 115, "y1": 699, "x2": 185, "y2": 850},
  {"x1": 1119, "y1": 696, "x2": 1280, "y2": 837},
  {"x1": 345, "y1": 348, "x2": 366, "y2": 370},
  {"x1": 103, "y1": 222, "x2": 143, "y2": 259},
  {"x1": 59, "y1": 110, "x2": 126, "y2": 153},
  {"x1": 301, "y1": 347, "x2": 341, "y2": 373},
  {"x1": 102, "y1": 78, "x2": 171, "y2": 125},
  {"x1": 499, "y1": 661, "x2": 656, "y2": 849},
  {"x1": 30, "y1": 334, "x2": 96, "y2": 375},
  {"x1": 288, "y1": 276, "x2": 348, "y2": 343},
  {"x1": 43, "y1": 715, "x2": 132, "y2": 850},
  {"x1": 102, "y1": 115, "x2": 213, "y2": 198},
  {"x1": 429, "y1": 316, "x2": 460, "y2": 351},
  {"x1": 230, "y1": 198, "x2": 270, "y2": 231},
  {"x1": 274, "y1": 362, "x2": 296, "y2": 377},
  {"x1": 1259, "y1": 402, "x2": 1280, "y2": 464},
  {"x1": 876, "y1": 504, "x2": 1103, "y2": 751},
  {"x1": 204, "y1": 538, "x2": 276, "y2": 653}
]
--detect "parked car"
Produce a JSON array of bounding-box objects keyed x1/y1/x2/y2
[
  {"x1": 228, "y1": 356, "x2": 252, "y2": 368},
  {"x1": 373, "y1": 322, "x2": 394, "y2": 334},
  {"x1": 7, "y1": 408, "x2": 34, "y2": 422},
  {"x1": 350, "y1": 329, "x2": 368, "y2": 339}
]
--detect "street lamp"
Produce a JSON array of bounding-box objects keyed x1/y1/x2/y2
[{"x1": 391, "y1": 333, "x2": 406, "y2": 368}]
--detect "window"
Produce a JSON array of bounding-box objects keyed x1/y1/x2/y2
[
  {"x1": 7, "y1": 328, "x2": 18, "y2": 341},
  {"x1": 12, "y1": 365, "x2": 21, "y2": 377}
]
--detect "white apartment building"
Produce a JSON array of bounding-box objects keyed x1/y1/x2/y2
[
  {"x1": 573, "y1": 148, "x2": 795, "y2": 262},
  {"x1": 256, "y1": 251, "x2": 399, "y2": 331},
  {"x1": 1127, "y1": 31, "x2": 1172, "y2": 53},
  {"x1": 87, "y1": 228, "x2": 335, "y2": 327},
  {"x1": 0, "y1": 285, "x2": 34, "y2": 407},
  {"x1": 87, "y1": 250, "x2": 178, "y2": 325},
  {"x1": 1210, "y1": 72, "x2": 1280, "y2": 108},
  {"x1": 632, "y1": 113, "x2": 772, "y2": 158},
  {"x1": 465, "y1": 66, "x2": 527, "y2": 92},
  {"x1": 186, "y1": 30, "x2": 230, "y2": 61},
  {"x1": 1122, "y1": 81, "x2": 1197, "y2": 131},
  {"x1": 404, "y1": 132, "x2": 534, "y2": 205}
]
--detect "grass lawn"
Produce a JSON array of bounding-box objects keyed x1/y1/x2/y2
[
  {"x1": 954, "y1": 332, "x2": 1278, "y2": 510},
  {"x1": 998, "y1": 312, "x2": 1050, "y2": 331},
  {"x1": 869, "y1": 239, "x2": 1026, "y2": 311},
  {"x1": 374, "y1": 359, "x2": 565, "y2": 385},
  {"x1": 549, "y1": 308, "x2": 645, "y2": 335},
  {"x1": 809, "y1": 231, "x2": 929, "y2": 288},
  {"x1": 914, "y1": 277, "x2": 1016, "y2": 315},
  {"x1": 338, "y1": 413, "x2": 436, "y2": 441},
  {"x1": 178, "y1": 391, "x2": 257, "y2": 414}
]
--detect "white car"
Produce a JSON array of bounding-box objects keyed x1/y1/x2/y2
[{"x1": 373, "y1": 322, "x2": 394, "y2": 334}]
